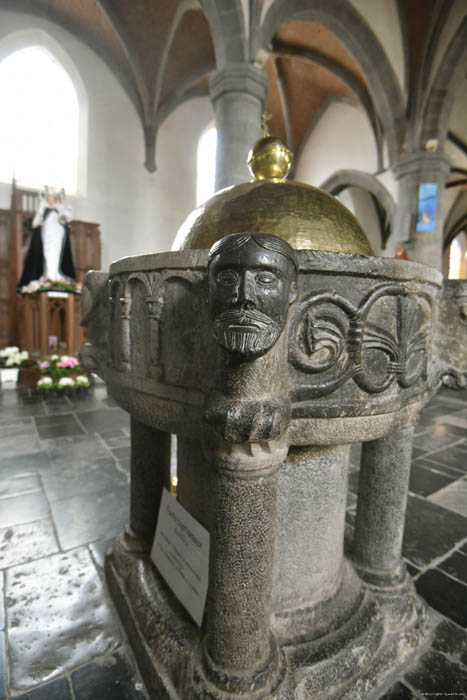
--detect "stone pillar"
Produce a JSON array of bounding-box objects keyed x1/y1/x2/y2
[
  {"x1": 353, "y1": 426, "x2": 415, "y2": 586},
  {"x1": 392, "y1": 151, "x2": 451, "y2": 269},
  {"x1": 126, "y1": 416, "x2": 171, "y2": 552},
  {"x1": 272, "y1": 444, "x2": 350, "y2": 611},
  {"x1": 201, "y1": 441, "x2": 286, "y2": 696},
  {"x1": 196, "y1": 232, "x2": 298, "y2": 695},
  {"x1": 210, "y1": 63, "x2": 268, "y2": 191}
]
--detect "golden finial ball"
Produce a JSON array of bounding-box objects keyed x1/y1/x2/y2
[{"x1": 248, "y1": 135, "x2": 293, "y2": 181}]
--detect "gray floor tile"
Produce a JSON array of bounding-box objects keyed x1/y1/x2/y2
[
  {"x1": 71, "y1": 650, "x2": 147, "y2": 700},
  {"x1": 46, "y1": 434, "x2": 111, "y2": 469},
  {"x1": 438, "y1": 549, "x2": 467, "y2": 584},
  {"x1": 429, "y1": 478, "x2": 467, "y2": 518},
  {"x1": 0, "y1": 416, "x2": 34, "y2": 429},
  {"x1": 76, "y1": 409, "x2": 129, "y2": 434},
  {"x1": 0, "y1": 451, "x2": 50, "y2": 477},
  {"x1": 43, "y1": 397, "x2": 73, "y2": 416},
  {"x1": 413, "y1": 426, "x2": 463, "y2": 453},
  {"x1": 404, "y1": 649, "x2": 467, "y2": 697},
  {"x1": 111, "y1": 446, "x2": 130, "y2": 462},
  {"x1": 0, "y1": 519, "x2": 59, "y2": 569},
  {"x1": 0, "y1": 435, "x2": 41, "y2": 459},
  {"x1": 35, "y1": 414, "x2": 84, "y2": 439},
  {"x1": 0, "y1": 473, "x2": 41, "y2": 499},
  {"x1": 422, "y1": 441, "x2": 467, "y2": 474},
  {"x1": 0, "y1": 404, "x2": 46, "y2": 419},
  {"x1": 100, "y1": 432, "x2": 130, "y2": 449},
  {"x1": 408, "y1": 463, "x2": 454, "y2": 497},
  {"x1": 51, "y1": 486, "x2": 129, "y2": 550},
  {"x1": 403, "y1": 495, "x2": 467, "y2": 568},
  {"x1": 12, "y1": 676, "x2": 72, "y2": 699},
  {"x1": 6, "y1": 548, "x2": 121, "y2": 690},
  {"x1": 0, "y1": 491, "x2": 49, "y2": 529},
  {"x1": 42, "y1": 458, "x2": 127, "y2": 502},
  {"x1": 0, "y1": 423, "x2": 37, "y2": 439}
]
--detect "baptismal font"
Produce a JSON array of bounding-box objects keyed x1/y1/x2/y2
[{"x1": 81, "y1": 123, "x2": 467, "y2": 699}]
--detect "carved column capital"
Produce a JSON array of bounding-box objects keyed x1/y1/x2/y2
[
  {"x1": 392, "y1": 150, "x2": 451, "y2": 180},
  {"x1": 210, "y1": 62, "x2": 268, "y2": 104}
]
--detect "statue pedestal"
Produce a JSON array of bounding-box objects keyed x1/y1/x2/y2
[{"x1": 19, "y1": 292, "x2": 84, "y2": 356}]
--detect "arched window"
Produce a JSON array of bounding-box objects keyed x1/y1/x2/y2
[
  {"x1": 196, "y1": 125, "x2": 217, "y2": 206},
  {"x1": 0, "y1": 45, "x2": 81, "y2": 193},
  {"x1": 449, "y1": 231, "x2": 467, "y2": 279}
]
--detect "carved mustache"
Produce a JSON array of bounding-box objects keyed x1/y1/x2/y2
[{"x1": 214, "y1": 308, "x2": 279, "y2": 330}]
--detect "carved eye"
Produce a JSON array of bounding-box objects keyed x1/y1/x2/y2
[
  {"x1": 255, "y1": 271, "x2": 278, "y2": 286},
  {"x1": 217, "y1": 269, "x2": 239, "y2": 286}
]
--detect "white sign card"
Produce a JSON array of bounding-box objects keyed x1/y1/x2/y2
[{"x1": 151, "y1": 488, "x2": 210, "y2": 626}]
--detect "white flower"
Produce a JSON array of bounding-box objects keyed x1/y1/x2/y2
[
  {"x1": 6, "y1": 354, "x2": 20, "y2": 367},
  {"x1": 21, "y1": 279, "x2": 41, "y2": 293},
  {"x1": 51, "y1": 354, "x2": 59, "y2": 360},
  {"x1": 58, "y1": 377, "x2": 75, "y2": 387},
  {"x1": 19, "y1": 351, "x2": 29, "y2": 361},
  {"x1": 75, "y1": 375, "x2": 90, "y2": 386},
  {"x1": 0, "y1": 346, "x2": 19, "y2": 358},
  {"x1": 37, "y1": 376, "x2": 53, "y2": 387},
  {"x1": 75, "y1": 374, "x2": 91, "y2": 386}
]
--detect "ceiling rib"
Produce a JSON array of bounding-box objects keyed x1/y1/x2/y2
[
  {"x1": 272, "y1": 57, "x2": 293, "y2": 149},
  {"x1": 271, "y1": 39, "x2": 383, "y2": 165},
  {"x1": 95, "y1": 0, "x2": 150, "y2": 118}
]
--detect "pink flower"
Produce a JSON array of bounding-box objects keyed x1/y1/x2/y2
[
  {"x1": 39, "y1": 360, "x2": 50, "y2": 369},
  {"x1": 57, "y1": 355, "x2": 79, "y2": 368}
]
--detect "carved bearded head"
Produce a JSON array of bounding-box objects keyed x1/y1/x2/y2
[{"x1": 207, "y1": 233, "x2": 298, "y2": 360}]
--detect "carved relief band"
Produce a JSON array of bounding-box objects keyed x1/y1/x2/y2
[{"x1": 289, "y1": 283, "x2": 432, "y2": 398}]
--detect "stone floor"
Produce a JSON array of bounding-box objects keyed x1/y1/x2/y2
[{"x1": 0, "y1": 382, "x2": 466, "y2": 699}]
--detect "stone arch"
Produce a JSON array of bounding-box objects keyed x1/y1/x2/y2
[
  {"x1": 321, "y1": 169, "x2": 396, "y2": 250},
  {"x1": 152, "y1": 1, "x2": 215, "y2": 116},
  {"x1": 0, "y1": 28, "x2": 88, "y2": 194},
  {"x1": 145, "y1": 1, "x2": 218, "y2": 171},
  {"x1": 259, "y1": 0, "x2": 405, "y2": 164},
  {"x1": 422, "y1": 13, "x2": 467, "y2": 147},
  {"x1": 200, "y1": 0, "x2": 247, "y2": 66}
]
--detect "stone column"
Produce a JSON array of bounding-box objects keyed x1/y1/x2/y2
[
  {"x1": 392, "y1": 151, "x2": 451, "y2": 269},
  {"x1": 210, "y1": 63, "x2": 268, "y2": 191},
  {"x1": 353, "y1": 426, "x2": 415, "y2": 586},
  {"x1": 272, "y1": 443, "x2": 350, "y2": 612},
  {"x1": 201, "y1": 440, "x2": 286, "y2": 696},
  {"x1": 196, "y1": 232, "x2": 298, "y2": 696},
  {"x1": 125, "y1": 416, "x2": 171, "y2": 552}
]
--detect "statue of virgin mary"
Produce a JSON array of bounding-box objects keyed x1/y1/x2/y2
[{"x1": 17, "y1": 187, "x2": 75, "y2": 290}]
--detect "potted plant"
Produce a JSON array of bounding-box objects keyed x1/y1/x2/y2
[
  {"x1": 34, "y1": 354, "x2": 92, "y2": 395},
  {"x1": 0, "y1": 347, "x2": 31, "y2": 385}
]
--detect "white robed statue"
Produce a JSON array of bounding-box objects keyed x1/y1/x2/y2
[{"x1": 17, "y1": 187, "x2": 75, "y2": 290}]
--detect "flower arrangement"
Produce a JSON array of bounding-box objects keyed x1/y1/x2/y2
[
  {"x1": 35, "y1": 355, "x2": 91, "y2": 392},
  {"x1": 20, "y1": 277, "x2": 82, "y2": 295},
  {"x1": 0, "y1": 347, "x2": 30, "y2": 368}
]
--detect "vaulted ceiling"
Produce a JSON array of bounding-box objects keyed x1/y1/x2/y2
[{"x1": 2, "y1": 0, "x2": 466, "y2": 179}]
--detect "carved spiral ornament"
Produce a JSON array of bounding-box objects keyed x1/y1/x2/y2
[{"x1": 289, "y1": 283, "x2": 432, "y2": 398}]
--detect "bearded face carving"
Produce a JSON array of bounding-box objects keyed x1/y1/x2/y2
[{"x1": 207, "y1": 233, "x2": 298, "y2": 360}]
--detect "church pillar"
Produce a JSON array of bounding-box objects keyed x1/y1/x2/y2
[
  {"x1": 125, "y1": 416, "x2": 171, "y2": 552},
  {"x1": 353, "y1": 426, "x2": 414, "y2": 586},
  {"x1": 210, "y1": 63, "x2": 268, "y2": 191},
  {"x1": 392, "y1": 151, "x2": 451, "y2": 269}
]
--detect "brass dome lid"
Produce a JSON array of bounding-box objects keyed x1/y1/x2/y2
[{"x1": 172, "y1": 119, "x2": 374, "y2": 255}]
